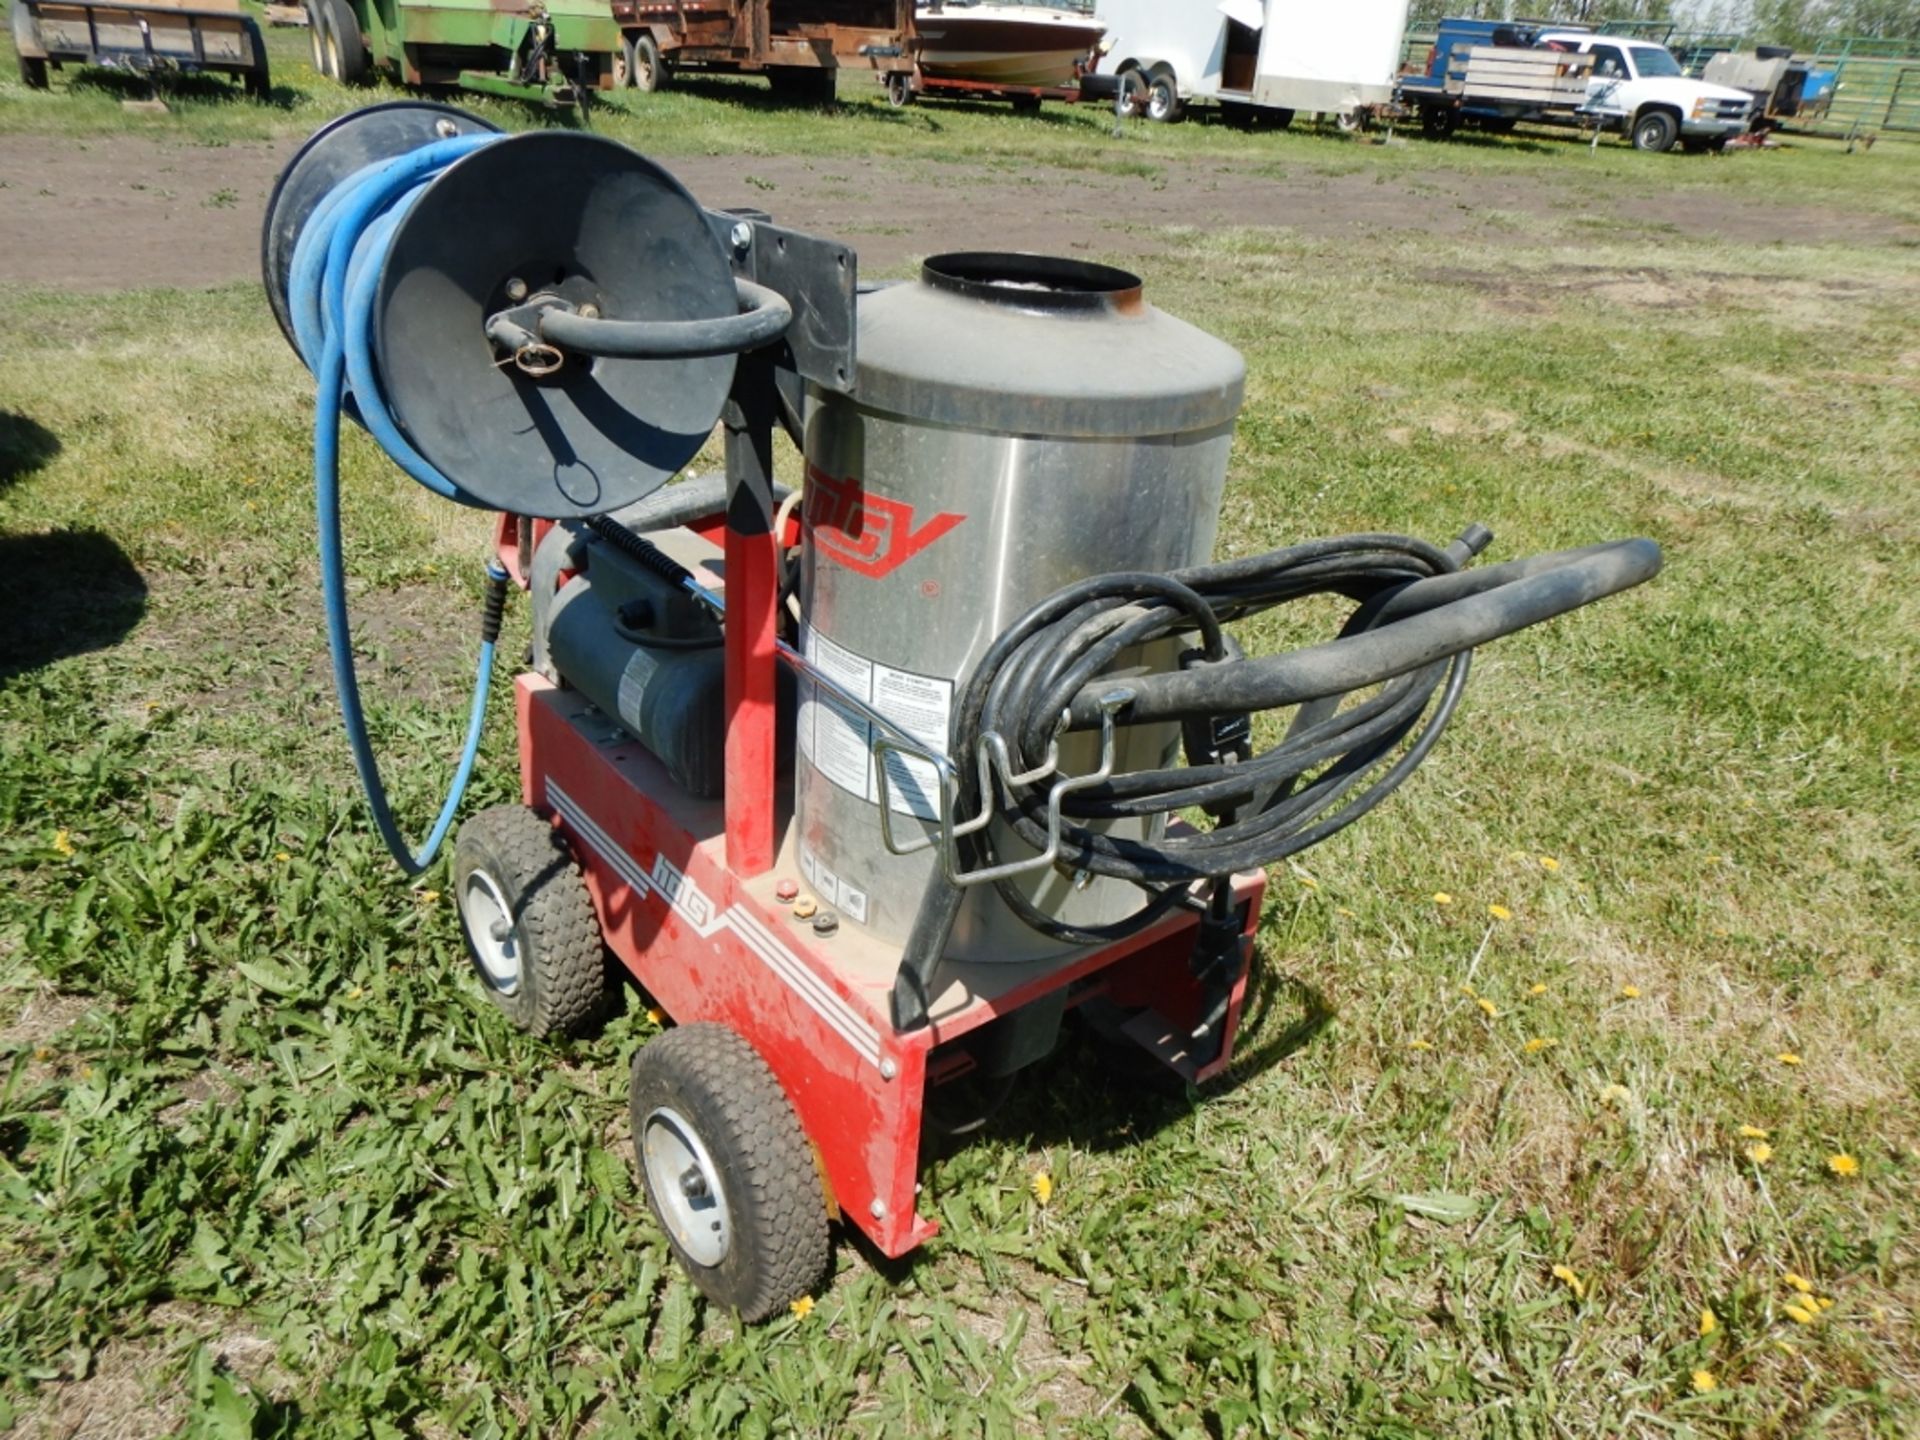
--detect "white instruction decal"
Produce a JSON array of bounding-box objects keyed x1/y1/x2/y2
[{"x1": 798, "y1": 625, "x2": 954, "y2": 818}]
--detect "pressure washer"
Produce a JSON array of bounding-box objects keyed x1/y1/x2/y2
[{"x1": 264, "y1": 101, "x2": 1663, "y2": 1319}]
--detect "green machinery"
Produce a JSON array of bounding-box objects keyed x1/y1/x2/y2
[{"x1": 305, "y1": 0, "x2": 621, "y2": 104}]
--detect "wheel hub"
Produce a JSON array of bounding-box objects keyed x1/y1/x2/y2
[
  {"x1": 458, "y1": 869, "x2": 523, "y2": 995},
  {"x1": 644, "y1": 1107, "x2": 732, "y2": 1267}
]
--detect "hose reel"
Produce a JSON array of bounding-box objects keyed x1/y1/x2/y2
[{"x1": 263, "y1": 102, "x2": 798, "y2": 869}]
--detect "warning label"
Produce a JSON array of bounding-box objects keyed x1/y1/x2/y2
[
  {"x1": 798, "y1": 625, "x2": 952, "y2": 820},
  {"x1": 799, "y1": 842, "x2": 870, "y2": 925}
]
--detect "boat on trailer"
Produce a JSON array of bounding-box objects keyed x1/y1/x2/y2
[{"x1": 912, "y1": 2, "x2": 1103, "y2": 89}]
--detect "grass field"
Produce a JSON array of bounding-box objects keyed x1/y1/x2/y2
[{"x1": 2, "y1": 19, "x2": 1919, "y2": 1439}]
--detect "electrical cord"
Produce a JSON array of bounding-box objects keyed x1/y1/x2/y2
[{"x1": 287, "y1": 134, "x2": 508, "y2": 873}]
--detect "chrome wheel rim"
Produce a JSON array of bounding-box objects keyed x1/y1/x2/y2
[{"x1": 459, "y1": 869, "x2": 522, "y2": 995}]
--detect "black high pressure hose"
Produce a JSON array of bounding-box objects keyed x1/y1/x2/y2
[{"x1": 889, "y1": 527, "x2": 1663, "y2": 1030}]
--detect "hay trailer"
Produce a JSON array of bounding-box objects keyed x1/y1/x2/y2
[
  {"x1": 304, "y1": 0, "x2": 621, "y2": 104},
  {"x1": 10, "y1": 0, "x2": 270, "y2": 95}
]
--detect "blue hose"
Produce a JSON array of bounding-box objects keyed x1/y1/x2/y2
[{"x1": 288, "y1": 134, "x2": 505, "y2": 875}]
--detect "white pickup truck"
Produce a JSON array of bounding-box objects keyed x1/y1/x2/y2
[{"x1": 1536, "y1": 31, "x2": 1755, "y2": 151}]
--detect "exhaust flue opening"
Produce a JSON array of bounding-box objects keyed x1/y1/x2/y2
[{"x1": 922, "y1": 252, "x2": 1144, "y2": 314}]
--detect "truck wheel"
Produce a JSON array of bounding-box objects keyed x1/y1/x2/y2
[
  {"x1": 611, "y1": 36, "x2": 634, "y2": 88},
  {"x1": 632, "y1": 32, "x2": 666, "y2": 93},
  {"x1": 1631, "y1": 109, "x2": 1679, "y2": 152},
  {"x1": 453, "y1": 804, "x2": 608, "y2": 1039},
  {"x1": 630, "y1": 1024, "x2": 830, "y2": 1321},
  {"x1": 1144, "y1": 68, "x2": 1181, "y2": 122},
  {"x1": 1420, "y1": 105, "x2": 1457, "y2": 140}
]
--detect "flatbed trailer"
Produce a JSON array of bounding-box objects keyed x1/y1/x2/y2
[
  {"x1": 1400, "y1": 35, "x2": 1593, "y2": 137},
  {"x1": 609, "y1": 0, "x2": 912, "y2": 102},
  {"x1": 11, "y1": 0, "x2": 270, "y2": 94}
]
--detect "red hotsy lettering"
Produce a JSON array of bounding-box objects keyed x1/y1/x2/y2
[{"x1": 804, "y1": 464, "x2": 965, "y2": 579}]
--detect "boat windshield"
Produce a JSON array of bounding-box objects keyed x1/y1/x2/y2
[{"x1": 1630, "y1": 46, "x2": 1685, "y2": 78}]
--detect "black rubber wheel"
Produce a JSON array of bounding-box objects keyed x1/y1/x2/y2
[
  {"x1": 311, "y1": 0, "x2": 365, "y2": 85},
  {"x1": 885, "y1": 70, "x2": 912, "y2": 107},
  {"x1": 1010, "y1": 92, "x2": 1041, "y2": 115},
  {"x1": 1268, "y1": 106, "x2": 1295, "y2": 130},
  {"x1": 1420, "y1": 104, "x2": 1457, "y2": 140},
  {"x1": 1632, "y1": 109, "x2": 1679, "y2": 153},
  {"x1": 632, "y1": 32, "x2": 665, "y2": 93},
  {"x1": 452, "y1": 804, "x2": 607, "y2": 1038},
  {"x1": 1144, "y1": 68, "x2": 1181, "y2": 122},
  {"x1": 630, "y1": 1024, "x2": 830, "y2": 1321}
]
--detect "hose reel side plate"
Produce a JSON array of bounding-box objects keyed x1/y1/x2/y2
[{"x1": 376, "y1": 131, "x2": 739, "y2": 519}]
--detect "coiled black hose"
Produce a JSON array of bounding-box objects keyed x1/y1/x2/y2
[{"x1": 889, "y1": 527, "x2": 1662, "y2": 1028}]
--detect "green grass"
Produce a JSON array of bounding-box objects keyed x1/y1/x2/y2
[{"x1": 2, "y1": 40, "x2": 1919, "y2": 1440}]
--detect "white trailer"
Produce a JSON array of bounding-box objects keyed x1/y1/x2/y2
[{"x1": 1092, "y1": 0, "x2": 1411, "y2": 127}]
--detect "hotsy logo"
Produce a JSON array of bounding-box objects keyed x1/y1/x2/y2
[{"x1": 804, "y1": 464, "x2": 965, "y2": 580}]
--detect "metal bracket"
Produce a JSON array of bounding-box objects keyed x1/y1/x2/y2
[{"x1": 705, "y1": 209, "x2": 857, "y2": 399}]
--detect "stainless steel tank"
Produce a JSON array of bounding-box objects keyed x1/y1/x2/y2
[{"x1": 795, "y1": 252, "x2": 1245, "y2": 961}]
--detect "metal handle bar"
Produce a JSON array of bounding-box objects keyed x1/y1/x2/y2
[{"x1": 485, "y1": 278, "x2": 793, "y2": 366}]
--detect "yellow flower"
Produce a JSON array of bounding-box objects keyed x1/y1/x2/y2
[
  {"x1": 1783, "y1": 1272, "x2": 1813, "y2": 1294},
  {"x1": 1691, "y1": 1369, "x2": 1717, "y2": 1394},
  {"x1": 1528, "y1": 982, "x2": 1547, "y2": 995},
  {"x1": 1777, "y1": 1052, "x2": 1802, "y2": 1066},
  {"x1": 789, "y1": 1294, "x2": 815, "y2": 1319},
  {"x1": 1433, "y1": 892, "x2": 1454, "y2": 906},
  {"x1": 1030, "y1": 1171, "x2": 1053, "y2": 1206},
  {"x1": 1407, "y1": 1039, "x2": 1433, "y2": 1051},
  {"x1": 416, "y1": 889, "x2": 440, "y2": 904},
  {"x1": 1523, "y1": 1036, "x2": 1557, "y2": 1054},
  {"x1": 1619, "y1": 984, "x2": 1641, "y2": 999},
  {"x1": 1336, "y1": 907, "x2": 1355, "y2": 918},
  {"x1": 645, "y1": 1007, "x2": 665, "y2": 1026},
  {"x1": 1551, "y1": 1264, "x2": 1586, "y2": 1300},
  {"x1": 1783, "y1": 1303, "x2": 1816, "y2": 1325},
  {"x1": 1815, "y1": 1296, "x2": 1835, "y2": 1312},
  {"x1": 1459, "y1": 982, "x2": 1477, "y2": 996},
  {"x1": 1476, "y1": 997, "x2": 1498, "y2": 1018},
  {"x1": 1488, "y1": 904, "x2": 1513, "y2": 922},
  {"x1": 1827, "y1": 1153, "x2": 1859, "y2": 1177},
  {"x1": 1600, "y1": 1083, "x2": 1631, "y2": 1106},
  {"x1": 1699, "y1": 1307, "x2": 1718, "y2": 1337},
  {"x1": 52, "y1": 830, "x2": 75, "y2": 858},
  {"x1": 346, "y1": 985, "x2": 364, "y2": 1001},
  {"x1": 1296, "y1": 874, "x2": 1319, "y2": 890},
  {"x1": 1738, "y1": 1125, "x2": 1769, "y2": 1140},
  {"x1": 1538, "y1": 856, "x2": 1561, "y2": 872},
  {"x1": 1745, "y1": 1142, "x2": 1773, "y2": 1165}
]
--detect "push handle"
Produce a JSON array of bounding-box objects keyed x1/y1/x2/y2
[{"x1": 485, "y1": 278, "x2": 793, "y2": 369}]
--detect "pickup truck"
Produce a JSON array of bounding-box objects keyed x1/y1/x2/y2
[{"x1": 1401, "y1": 19, "x2": 1756, "y2": 152}]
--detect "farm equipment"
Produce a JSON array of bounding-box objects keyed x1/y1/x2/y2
[
  {"x1": 304, "y1": 0, "x2": 621, "y2": 103},
  {"x1": 10, "y1": 0, "x2": 270, "y2": 95},
  {"x1": 262, "y1": 101, "x2": 1663, "y2": 1318},
  {"x1": 606, "y1": 0, "x2": 912, "y2": 103}
]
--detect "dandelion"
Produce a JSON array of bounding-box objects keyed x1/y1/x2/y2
[
  {"x1": 1030, "y1": 1172, "x2": 1053, "y2": 1206},
  {"x1": 1488, "y1": 904, "x2": 1513, "y2": 922},
  {"x1": 1777, "y1": 1052, "x2": 1802, "y2": 1066},
  {"x1": 1600, "y1": 1083, "x2": 1631, "y2": 1106},
  {"x1": 1816, "y1": 1296, "x2": 1835, "y2": 1312},
  {"x1": 1296, "y1": 874, "x2": 1319, "y2": 890},
  {"x1": 1407, "y1": 1039, "x2": 1433, "y2": 1051},
  {"x1": 1539, "y1": 856, "x2": 1561, "y2": 872},
  {"x1": 1783, "y1": 1273, "x2": 1813, "y2": 1294},
  {"x1": 274, "y1": 851, "x2": 291, "y2": 863},
  {"x1": 1691, "y1": 1369, "x2": 1717, "y2": 1394},
  {"x1": 1745, "y1": 1142, "x2": 1773, "y2": 1165},
  {"x1": 789, "y1": 1295, "x2": 815, "y2": 1320},
  {"x1": 1620, "y1": 984, "x2": 1642, "y2": 999},
  {"x1": 645, "y1": 1007, "x2": 665, "y2": 1026},
  {"x1": 1477, "y1": 997, "x2": 1499, "y2": 1018},
  {"x1": 416, "y1": 889, "x2": 440, "y2": 904},
  {"x1": 1827, "y1": 1153, "x2": 1859, "y2": 1177},
  {"x1": 1433, "y1": 892, "x2": 1454, "y2": 906},
  {"x1": 53, "y1": 830, "x2": 75, "y2": 858},
  {"x1": 1524, "y1": 1036, "x2": 1558, "y2": 1054},
  {"x1": 1699, "y1": 1307, "x2": 1718, "y2": 1337},
  {"x1": 1783, "y1": 1303, "x2": 1816, "y2": 1325},
  {"x1": 346, "y1": 985, "x2": 364, "y2": 1001},
  {"x1": 1738, "y1": 1125, "x2": 1769, "y2": 1140},
  {"x1": 1529, "y1": 982, "x2": 1547, "y2": 995},
  {"x1": 1551, "y1": 1264, "x2": 1586, "y2": 1300}
]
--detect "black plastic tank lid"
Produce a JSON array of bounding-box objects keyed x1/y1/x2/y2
[{"x1": 921, "y1": 252, "x2": 1143, "y2": 313}]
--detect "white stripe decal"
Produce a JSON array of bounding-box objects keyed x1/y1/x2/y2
[{"x1": 547, "y1": 781, "x2": 884, "y2": 1066}]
